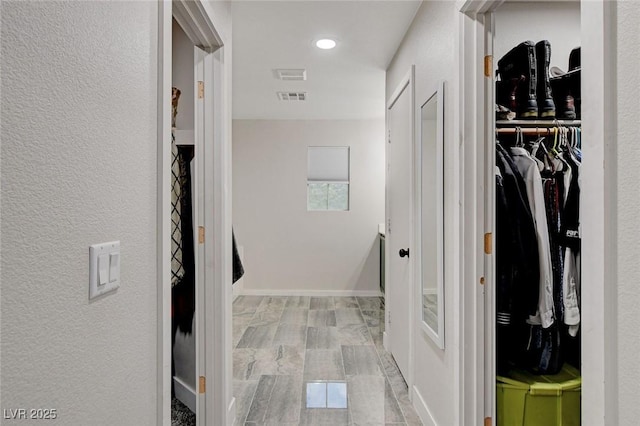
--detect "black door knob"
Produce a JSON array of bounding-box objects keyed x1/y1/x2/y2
[{"x1": 399, "y1": 248, "x2": 410, "y2": 258}]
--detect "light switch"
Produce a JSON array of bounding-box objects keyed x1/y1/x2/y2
[
  {"x1": 98, "y1": 254, "x2": 109, "y2": 285},
  {"x1": 109, "y1": 253, "x2": 119, "y2": 283},
  {"x1": 89, "y1": 241, "x2": 120, "y2": 300}
]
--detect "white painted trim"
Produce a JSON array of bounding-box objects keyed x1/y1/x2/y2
[
  {"x1": 237, "y1": 289, "x2": 383, "y2": 298},
  {"x1": 203, "y1": 47, "x2": 234, "y2": 426},
  {"x1": 157, "y1": 2, "x2": 172, "y2": 425},
  {"x1": 173, "y1": 376, "x2": 197, "y2": 414},
  {"x1": 193, "y1": 45, "x2": 207, "y2": 426},
  {"x1": 457, "y1": 8, "x2": 493, "y2": 426},
  {"x1": 459, "y1": 0, "x2": 504, "y2": 16},
  {"x1": 412, "y1": 385, "x2": 437, "y2": 426},
  {"x1": 172, "y1": 0, "x2": 223, "y2": 51},
  {"x1": 581, "y1": 2, "x2": 618, "y2": 424}
]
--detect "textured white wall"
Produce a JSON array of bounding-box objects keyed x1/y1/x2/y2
[
  {"x1": 386, "y1": 2, "x2": 458, "y2": 424},
  {"x1": 1, "y1": 2, "x2": 158, "y2": 424},
  {"x1": 494, "y1": 2, "x2": 581, "y2": 72},
  {"x1": 615, "y1": 2, "x2": 640, "y2": 423},
  {"x1": 232, "y1": 119, "x2": 385, "y2": 294},
  {"x1": 172, "y1": 19, "x2": 195, "y2": 131}
]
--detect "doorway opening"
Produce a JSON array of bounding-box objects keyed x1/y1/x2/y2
[
  {"x1": 158, "y1": 1, "x2": 228, "y2": 425},
  {"x1": 229, "y1": 1, "x2": 422, "y2": 424}
]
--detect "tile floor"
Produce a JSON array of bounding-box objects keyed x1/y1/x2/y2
[{"x1": 233, "y1": 296, "x2": 423, "y2": 425}]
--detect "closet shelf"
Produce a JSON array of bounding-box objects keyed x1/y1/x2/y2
[
  {"x1": 172, "y1": 129, "x2": 195, "y2": 146},
  {"x1": 496, "y1": 119, "x2": 581, "y2": 127}
]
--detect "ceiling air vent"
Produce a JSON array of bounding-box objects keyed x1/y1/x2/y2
[
  {"x1": 275, "y1": 68, "x2": 307, "y2": 81},
  {"x1": 277, "y1": 92, "x2": 307, "y2": 101}
]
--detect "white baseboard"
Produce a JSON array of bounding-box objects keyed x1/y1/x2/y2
[
  {"x1": 412, "y1": 385, "x2": 437, "y2": 426},
  {"x1": 237, "y1": 289, "x2": 383, "y2": 297},
  {"x1": 227, "y1": 396, "x2": 236, "y2": 425},
  {"x1": 173, "y1": 376, "x2": 196, "y2": 414}
]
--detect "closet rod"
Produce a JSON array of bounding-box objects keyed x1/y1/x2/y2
[
  {"x1": 496, "y1": 128, "x2": 569, "y2": 135},
  {"x1": 496, "y1": 119, "x2": 581, "y2": 127}
]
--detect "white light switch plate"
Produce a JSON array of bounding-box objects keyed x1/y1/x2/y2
[{"x1": 89, "y1": 241, "x2": 120, "y2": 300}]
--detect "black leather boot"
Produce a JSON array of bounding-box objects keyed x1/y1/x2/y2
[
  {"x1": 536, "y1": 40, "x2": 556, "y2": 119},
  {"x1": 550, "y1": 74, "x2": 577, "y2": 120},
  {"x1": 497, "y1": 41, "x2": 538, "y2": 119}
]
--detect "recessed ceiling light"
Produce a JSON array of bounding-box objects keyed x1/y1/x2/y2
[{"x1": 316, "y1": 39, "x2": 336, "y2": 50}]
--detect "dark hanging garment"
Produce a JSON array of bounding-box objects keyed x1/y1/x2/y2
[
  {"x1": 173, "y1": 146, "x2": 196, "y2": 335},
  {"x1": 495, "y1": 143, "x2": 540, "y2": 373},
  {"x1": 232, "y1": 230, "x2": 245, "y2": 284}
]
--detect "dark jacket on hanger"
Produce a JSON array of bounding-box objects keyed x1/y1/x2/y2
[{"x1": 496, "y1": 143, "x2": 540, "y2": 372}]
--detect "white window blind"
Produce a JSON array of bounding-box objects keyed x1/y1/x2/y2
[{"x1": 308, "y1": 147, "x2": 349, "y2": 182}]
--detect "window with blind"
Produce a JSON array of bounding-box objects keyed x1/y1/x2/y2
[{"x1": 307, "y1": 146, "x2": 350, "y2": 211}]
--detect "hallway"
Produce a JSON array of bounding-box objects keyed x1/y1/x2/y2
[{"x1": 232, "y1": 296, "x2": 422, "y2": 425}]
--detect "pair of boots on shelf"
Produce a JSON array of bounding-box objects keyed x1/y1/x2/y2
[{"x1": 497, "y1": 41, "x2": 580, "y2": 121}]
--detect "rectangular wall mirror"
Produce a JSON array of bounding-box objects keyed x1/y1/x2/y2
[{"x1": 418, "y1": 81, "x2": 445, "y2": 349}]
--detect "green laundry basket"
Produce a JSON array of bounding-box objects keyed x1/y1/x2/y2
[{"x1": 497, "y1": 364, "x2": 581, "y2": 426}]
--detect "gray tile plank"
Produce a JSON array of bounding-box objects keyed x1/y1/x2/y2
[
  {"x1": 310, "y1": 296, "x2": 335, "y2": 310},
  {"x1": 342, "y1": 345, "x2": 383, "y2": 376},
  {"x1": 299, "y1": 407, "x2": 349, "y2": 425},
  {"x1": 233, "y1": 380, "x2": 258, "y2": 425},
  {"x1": 334, "y1": 297, "x2": 359, "y2": 309},
  {"x1": 361, "y1": 309, "x2": 383, "y2": 327},
  {"x1": 280, "y1": 308, "x2": 309, "y2": 326},
  {"x1": 265, "y1": 375, "x2": 303, "y2": 423},
  {"x1": 357, "y1": 296, "x2": 383, "y2": 311},
  {"x1": 245, "y1": 375, "x2": 277, "y2": 423},
  {"x1": 303, "y1": 349, "x2": 345, "y2": 380},
  {"x1": 233, "y1": 296, "x2": 265, "y2": 314},
  {"x1": 257, "y1": 296, "x2": 288, "y2": 312},
  {"x1": 236, "y1": 326, "x2": 277, "y2": 349},
  {"x1": 384, "y1": 379, "x2": 406, "y2": 423},
  {"x1": 347, "y1": 375, "x2": 385, "y2": 425},
  {"x1": 335, "y1": 309, "x2": 365, "y2": 326},
  {"x1": 306, "y1": 326, "x2": 340, "y2": 349},
  {"x1": 336, "y1": 324, "x2": 374, "y2": 346},
  {"x1": 285, "y1": 296, "x2": 310, "y2": 308},
  {"x1": 308, "y1": 310, "x2": 337, "y2": 327},
  {"x1": 272, "y1": 324, "x2": 307, "y2": 347},
  {"x1": 249, "y1": 310, "x2": 283, "y2": 327},
  {"x1": 233, "y1": 346, "x2": 305, "y2": 380}
]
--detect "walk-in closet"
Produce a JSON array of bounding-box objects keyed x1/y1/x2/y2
[{"x1": 491, "y1": 2, "x2": 582, "y2": 425}]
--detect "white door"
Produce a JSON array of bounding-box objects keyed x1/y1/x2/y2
[{"x1": 386, "y1": 69, "x2": 414, "y2": 382}]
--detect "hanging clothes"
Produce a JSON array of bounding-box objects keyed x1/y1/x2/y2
[
  {"x1": 496, "y1": 127, "x2": 582, "y2": 374},
  {"x1": 173, "y1": 146, "x2": 196, "y2": 335}
]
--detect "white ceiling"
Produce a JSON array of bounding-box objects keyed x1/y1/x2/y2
[{"x1": 231, "y1": 1, "x2": 421, "y2": 120}]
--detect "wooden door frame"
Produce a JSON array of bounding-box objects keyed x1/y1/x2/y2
[
  {"x1": 458, "y1": 1, "x2": 619, "y2": 424},
  {"x1": 384, "y1": 65, "x2": 416, "y2": 399},
  {"x1": 157, "y1": 1, "x2": 232, "y2": 424}
]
